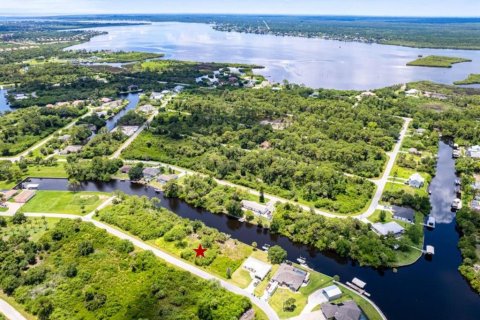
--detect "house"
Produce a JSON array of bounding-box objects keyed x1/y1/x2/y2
[
  {"x1": 61, "y1": 145, "x2": 83, "y2": 155},
  {"x1": 174, "y1": 85, "x2": 184, "y2": 93},
  {"x1": 157, "y1": 174, "x2": 178, "y2": 185},
  {"x1": 471, "y1": 200, "x2": 480, "y2": 211},
  {"x1": 120, "y1": 165, "x2": 131, "y2": 174},
  {"x1": 242, "y1": 257, "x2": 272, "y2": 280},
  {"x1": 241, "y1": 200, "x2": 275, "y2": 217},
  {"x1": 322, "y1": 285, "x2": 343, "y2": 301},
  {"x1": 405, "y1": 89, "x2": 420, "y2": 97},
  {"x1": 14, "y1": 93, "x2": 28, "y2": 100},
  {"x1": 150, "y1": 92, "x2": 164, "y2": 100},
  {"x1": 272, "y1": 264, "x2": 310, "y2": 292},
  {"x1": 127, "y1": 85, "x2": 139, "y2": 92},
  {"x1": 138, "y1": 104, "x2": 156, "y2": 114},
  {"x1": 321, "y1": 300, "x2": 362, "y2": 320},
  {"x1": 371, "y1": 222, "x2": 405, "y2": 237},
  {"x1": 143, "y1": 167, "x2": 160, "y2": 181},
  {"x1": 360, "y1": 91, "x2": 376, "y2": 97},
  {"x1": 391, "y1": 206, "x2": 415, "y2": 224},
  {"x1": 408, "y1": 148, "x2": 421, "y2": 155},
  {"x1": 415, "y1": 128, "x2": 427, "y2": 136},
  {"x1": 467, "y1": 146, "x2": 480, "y2": 158},
  {"x1": 101, "y1": 97, "x2": 112, "y2": 103},
  {"x1": 14, "y1": 190, "x2": 36, "y2": 203},
  {"x1": 407, "y1": 173, "x2": 425, "y2": 188},
  {"x1": 96, "y1": 111, "x2": 109, "y2": 118}
]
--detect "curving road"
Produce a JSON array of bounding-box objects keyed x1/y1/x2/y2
[
  {"x1": 0, "y1": 299, "x2": 27, "y2": 320},
  {"x1": 122, "y1": 117, "x2": 411, "y2": 221},
  {"x1": 1, "y1": 200, "x2": 279, "y2": 320}
]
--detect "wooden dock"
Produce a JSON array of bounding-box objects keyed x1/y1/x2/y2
[{"x1": 346, "y1": 278, "x2": 371, "y2": 296}]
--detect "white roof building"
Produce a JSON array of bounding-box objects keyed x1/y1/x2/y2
[
  {"x1": 241, "y1": 200, "x2": 275, "y2": 218},
  {"x1": 150, "y1": 92, "x2": 164, "y2": 100},
  {"x1": 408, "y1": 173, "x2": 425, "y2": 188},
  {"x1": 322, "y1": 285, "x2": 343, "y2": 301},
  {"x1": 372, "y1": 222, "x2": 405, "y2": 237},
  {"x1": 467, "y1": 145, "x2": 480, "y2": 158},
  {"x1": 243, "y1": 257, "x2": 272, "y2": 280}
]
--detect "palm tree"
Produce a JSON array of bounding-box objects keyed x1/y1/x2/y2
[{"x1": 68, "y1": 178, "x2": 81, "y2": 192}]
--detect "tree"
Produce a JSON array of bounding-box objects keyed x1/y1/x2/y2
[
  {"x1": 283, "y1": 298, "x2": 296, "y2": 312},
  {"x1": 259, "y1": 186, "x2": 265, "y2": 203},
  {"x1": 0, "y1": 216, "x2": 7, "y2": 228},
  {"x1": 226, "y1": 199, "x2": 243, "y2": 218},
  {"x1": 379, "y1": 210, "x2": 387, "y2": 222},
  {"x1": 268, "y1": 245, "x2": 287, "y2": 264},
  {"x1": 252, "y1": 242, "x2": 257, "y2": 251},
  {"x1": 78, "y1": 241, "x2": 94, "y2": 256},
  {"x1": 68, "y1": 178, "x2": 81, "y2": 192},
  {"x1": 226, "y1": 267, "x2": 231, "y2": 279},
  {"x1": 36, "y1": 297, "x2": 54, "y2": 320},
  {"x1": 164, "y1": 180, "x2": 179, "y2": 198},
  {"x1": 12, "y1": 212, "x2": 27, "y2": 225},
  {"x1": 128, "y1": 164, "x2": 144, "y2": 181}
]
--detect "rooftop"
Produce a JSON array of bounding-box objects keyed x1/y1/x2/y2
[
  {"x1": 272, "y1": 263, "x2": 309, "y2": 291},
  {"x1": 372, "y1": 221, "x2": 405, "y2": 236},
  {"x1": 243, "y1": 257, "x2": 272, "y2": 280}
]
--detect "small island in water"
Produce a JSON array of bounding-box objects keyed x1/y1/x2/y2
[{"x1": 407, "y1": 55, "x2": 472, "y2": 68}]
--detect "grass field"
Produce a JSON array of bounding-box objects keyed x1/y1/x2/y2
[
  {"x1": 0, "y1": 164, "x2": 67, "y2": 190},
  {"x1": 20, "y1": 191, "x2": 109, "y2": 215},
  {"x1": 269, "y1": 287, "x2": 307, "y2": 318},
  {"x1": 454, "y1": 74, "x2": 480, "y2": 85},
  {"x1": 407, "y1": 55, "x2": 471, "y2": 68}
]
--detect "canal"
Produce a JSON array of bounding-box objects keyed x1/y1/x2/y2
[
  {"x1": 0, "y1": 89, "x2": 11, "y2": 112},
  {"x1": 105, "y1": 92, "x2": 140, "y2": 131},
  {"x1": 23, "y1": 141, "x2": 480, "y2": 320}
]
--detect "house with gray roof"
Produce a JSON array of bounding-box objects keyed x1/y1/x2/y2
[
  {"x1": 272, "y1": 263, "x2": 309, "y2": 292},
  {"x1": 391, "y1": 206, "x2": 415, "y2": 224},
  {"x1": 143, "y1": 167, "x2": 161, "y2": 181},
  {"x1": 321, "y1": 300, "x2": 362, "y2": 320},
  {"x1": 371, "y1": 222, "x2": 405, "y2": 238}
]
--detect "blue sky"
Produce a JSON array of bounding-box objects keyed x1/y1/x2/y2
[{"x1": 1, "y1": 0, "x2": 479, "y2": 17}]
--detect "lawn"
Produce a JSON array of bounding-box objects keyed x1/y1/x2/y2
[
  {"x1": 454, "y1": 74, "x2": 480, "y2": 85},
  {"x1": 384, "y1": 181, "x2": 429, "y2": 197},
  {"x1": 20, "y1": 191, "x2": 109, "y2": 215},
  {"x1": 0, "y1": 164, "x2": 67, "y2": 190},
  {"x1": 407, "y1": 55, "x2": 471, "y2": 68},
  {"x1": 231, "y1": 268, "x2": 253, "y2": 289},
  {"x1": 269, "y1": 287, "x2": 307, "y2": 319}
]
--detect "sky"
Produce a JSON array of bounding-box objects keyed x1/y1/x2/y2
[{"x1": 1, "y1": 0, "x2": 479, "y2": 17}]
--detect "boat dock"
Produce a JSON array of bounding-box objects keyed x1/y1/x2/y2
[{"x1": 346, "y1": 278, "x2": 371, "y2": 297}]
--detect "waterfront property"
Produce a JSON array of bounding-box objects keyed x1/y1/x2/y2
[
  {"x1": 242, "y1": 257, "x2": 272, "y2": 280},
  {"x1": 157, "y1": 174, "x2": 179, "y2": 185},
  {"x1": 407, "y1": 173, "x2": 425, "y2": 188},
  {"x1": 321, "y1": 300, "x2": 362, "y2": 320},
  {"x1": 142, "y1": 167, "x2": 161, "y2": 181},
  {"x1": 241, "y1": 200, "x2": 275, "y2": 218},
  {"x1": 391, "y1": 206, "x2": 415, "y2": 224},
  {"x1": 272, "y1": 263, "x2": 310, "y2": 292},
  {"x1": 322, "y1": 285, "x2": 343, "y2": 301},
  {"x1": 371, "y1": 222, "x2": 405, "y2": 238},
  {"x1": 467, "y1": 145, "x2": 480, "y2": 158},
  {"x1": 13, "y1": 190, "x2": 36, "y2": 203},
  {"x1": 61, "y1": 145, "x2": 83, "y2": 155}
]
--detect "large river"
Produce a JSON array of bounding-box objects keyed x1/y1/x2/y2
[
  {"x1": 22, "y1": 142, "x2": 480, "y2": 320},
  {"x1": 69, "y1": 22, "x2": 480, "y2": 90}
]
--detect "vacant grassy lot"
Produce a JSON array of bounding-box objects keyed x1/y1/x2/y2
[
  {"x1": 21, "y1": 191, "x2": 109, "y2": 215},
  {"x1": 407, "y1": 55, "x2": 471, "y2": 68}
]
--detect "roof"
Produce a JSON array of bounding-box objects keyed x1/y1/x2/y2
[
  {"x1": 322, "y1": 285, "x2": 342, "y2": 299},
  {"x1": 409, "y1": 173, "x2": 425, "y2": 183},
  {"x1": 243, "y1": 257, "x2": 272, "y2": 280},
  {"x1": 157, "y1": 174, "x2": 178, "y2": 182},
  {"x1": 63, "y1": 145, "x2": 83, "y2": 153},
  {"x1": 391, "y1": 205, "x2": 415, "y2": 221},
  {"x1": 241, "y1": 200, "x2": 270, "y2": 214},
  {"x1": 143, "y1": 167, "x2": 160, "y2": 176},
  {"x1": 321, "y1": 300, "x2": 362, "y2": 320},
  {"x1": 372, "y1": 222, "x2": 405, "y2": 236},
  {"x1": 272, "y1": 264, "x2": 308, "y2": 291}
]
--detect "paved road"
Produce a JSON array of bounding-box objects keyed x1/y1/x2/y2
[
  {"x1": 1, "y1": 200, "x2": 279, "y2": 320},
  {"x1": 0, "y1": 109, "x2": 93, "y2": 162},
  {"x1": 0, "y1": 299, "x2": 27, "y2": 320},
  {"x1": 358, "y1": 117, "x2": 411, "y2": 220},
  {"x1": 124, "y1": 117, "x2": 411, "y2": 221},
  {"x1": 110, "y1": 97, "x2": 171, "y2": 159}
]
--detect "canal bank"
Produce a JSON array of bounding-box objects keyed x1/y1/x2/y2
[{"x1": 20, "y1": 141, "x2": 480, "y2": 320}]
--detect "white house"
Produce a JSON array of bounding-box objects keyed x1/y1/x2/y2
[
  {"x1": 467, "y1": 146, "x2": 480, "y2": 158},
  {"x1": 372, "y1": 222, "x2": 405, "y2": 238},
  {"x1": 243, "y1": 257, "x2": 272, "y2": 280},
  {"x1": 241, "y1": 200, "x2": 275, "y2": 218},
  {"x1": 322, "y1": 285, "x2": 343, "y2": 301},
  {"x1": 408, "y1": 173, "x2": 425, "y2": 188},
  {"x1": 150, "y1": 92, "x2": 164, "y2": 100}
]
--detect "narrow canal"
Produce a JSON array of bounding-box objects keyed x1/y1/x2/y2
[
  {"x1": 24, "y1": 141, "x2": 480, "y2": 320},
  {"x1": 0, "y1": 89, "x2": 11, "y2": 112},
  {"x1": 105, "y1": 92, "x2": 140, "y2": 131}
]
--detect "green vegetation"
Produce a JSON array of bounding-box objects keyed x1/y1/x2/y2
[
  {"x1": 454, "y1": 74, "x2": 480, "y2": 85},
  {"x1": 457, "y1": 208, "x2": 480, "y2": 293},
  {"x1": 0, "y1": 218, "x2": 252, "y2": 319},
  {"x1": 80, "y1": 130, "x2": 127, "y2": 158},
  {"x1": 123, "y1": 87, "x2": 401, "y2": 213},
  {"x1": 80, "y1": 51, "x2": 164, "y2": 63},
  {"x1": 407, "y1": 55, "x2": 471, "y2": 68},
  {"x1": 0, "y1": 105, "x2": 85, "y2": 155},
  {"x1": 65, "y1": 157, "x2": 123, "y2": 182},
  {"x1": 20, "y1": 191, "x2": 109, "y2": 215},
  {"x1": 96, "y1": 195, "x2": 253, "y2": 279},
  {"x1": 0, "y1": 160, "x2": 66, "y2": 190}
]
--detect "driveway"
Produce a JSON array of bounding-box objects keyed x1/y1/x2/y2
[{"x1": 301, "y1": 288, "x2": 328, "y2": 315}]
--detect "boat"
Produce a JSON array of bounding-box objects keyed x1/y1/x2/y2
[
  {"x1": 154, "y1": 188, "x2": 161, "y2": 193},
  {"x1": 297, "y1": 256, "x2": 306, "y2": 264},
  {"x1": 262, "y1": 244, "x2": 271, "y2": 251},
  {"x1": 451, "y1": 198, "x2": 462, "y2": 210}
]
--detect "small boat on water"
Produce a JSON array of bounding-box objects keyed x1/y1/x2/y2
[
  {"x1": 154, "y1": 188, "x2": 161, "y2": 193},
  {"x1": 262, "y1": 244, "x2": 271, "y2": 251},
  {"x1": 297, "y1": 257, "x2": 306, "y2": 264},
  {"x1": 451, "y1": 198, "x2": 462, "y2": 210}
]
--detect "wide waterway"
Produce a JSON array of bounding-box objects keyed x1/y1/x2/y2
[
  {"x1": 0, "y1": 89, "x2": 11, "y2": 112},
  {"x1": 21, "y1": 141, "x2": 480, "y2": 320},
  {"x1": 69, "y1": 22, "x2": 480, "y2": 90}
]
